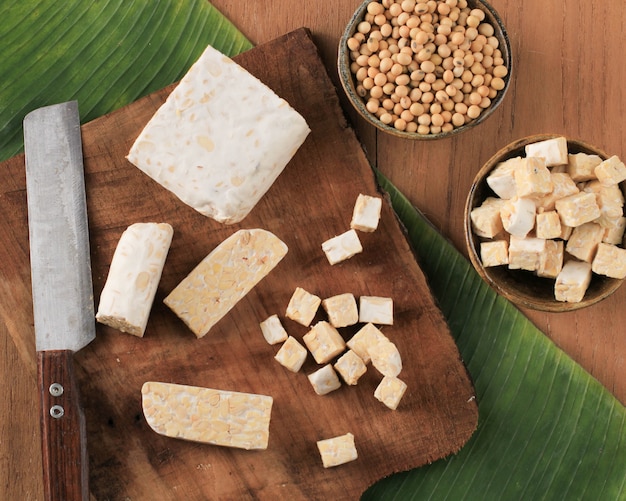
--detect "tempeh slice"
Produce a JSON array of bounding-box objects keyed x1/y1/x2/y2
[
  {"x1": 164, "y1": 229, "x2": 287, "y2": 338},
  {"x1": 96, "y1": 222, "x2": 173, "y2": 337},
  {"x1": 141, "y1": 382, "x2": 273, "y2": 450}
]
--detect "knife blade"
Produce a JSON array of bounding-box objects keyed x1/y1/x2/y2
[{"x1": 24, "y1": 100, "x2": 94, "y2": 501}]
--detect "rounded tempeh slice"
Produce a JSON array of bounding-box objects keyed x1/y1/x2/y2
[{"x1": 141, "y1": 381, "x2": 273, "y2": 450}]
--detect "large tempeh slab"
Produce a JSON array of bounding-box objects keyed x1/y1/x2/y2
[{"x1": 126, "y1": 44, "x2": 310, "y2": 224}]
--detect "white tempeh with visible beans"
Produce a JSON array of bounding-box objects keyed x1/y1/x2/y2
[
  {"x1": 164, "y1": 229, "x2": 287, "y2": 338},
  {"x1": 96, "y1": 222, "x2": 173, "y2": 337},
  {"x1": 126, "y1": 44, "x2": 310, "y2": 224},
  {"x1": 141, "y1": 382, "x2": 273, "y2": 450},
  {"x1": 316, "y1": 433, "x2": 358, "y2": 468}
]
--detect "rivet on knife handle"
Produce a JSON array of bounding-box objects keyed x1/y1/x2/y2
[{"x1": 38, "y1": 351, "x2": 90, "y2": 501}]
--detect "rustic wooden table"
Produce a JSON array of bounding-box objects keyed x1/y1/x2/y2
[{"x1": 2, "y1": 0, "x2": 625, "y2": 499}]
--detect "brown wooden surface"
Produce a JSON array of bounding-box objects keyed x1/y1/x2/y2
[
  {"x1": 0, "y1": 29, "x2": 477, "y2": 500},
  {"x1": 3, "y1": 1, "x2": 626, "y2": 500}
]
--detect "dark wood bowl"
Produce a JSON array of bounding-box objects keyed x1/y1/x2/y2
[{"x1": 464, "y1": 134, "x2": 625, "y2": 312}]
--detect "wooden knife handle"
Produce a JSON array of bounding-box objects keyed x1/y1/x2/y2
[{"x1": 38, "y1": 350, "x2": 89, "y2": 501}]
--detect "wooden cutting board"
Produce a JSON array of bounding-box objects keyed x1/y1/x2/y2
[{"x1": 0, "y1": 29, "x2": 477, "y2": 500}]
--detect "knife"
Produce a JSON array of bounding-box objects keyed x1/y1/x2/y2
[{"x1": 24, "y1": 101, "x2": 95, "y2": 501}]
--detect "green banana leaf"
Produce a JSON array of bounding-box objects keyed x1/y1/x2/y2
[
  {"x1": 0, "y1": 0, "x2": 252, "y2": 162},
  {"x1": 1, "y1": 1, "x2": 625, "y2": 500},
  {"x1": 364, "y1": 173, "x2": 626, "y2": 500}
]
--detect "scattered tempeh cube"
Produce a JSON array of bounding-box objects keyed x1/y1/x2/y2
[
  {"x1": 274, "y1": 336, "x2": 308, "y2": 373},
  {"x1": 316, "y1": 433, "x2": 358, "y2": 468},
  {"x1": 359, "y1": 296, "x2": 393, "y2": 325},
  {"x1": 374, "y1": 375, "x2": 408, "y2": 410},
  {"x1": 307, "y1": 364, "x2": 342, "y2": 395},
  {"x1": 350, "y1": 194, "x2": 382, "y2": 232},
  {"x1": 259, "y1": 314, "x2": 288, "y2": 345},
  {"x1": 321, "y1": 293, "x2": 358, "y2": 328},
  {"x1": 303, "y1": 321, "x2": 346, "y2": 364},
  {"x1": 321, "y1": 229, "x2": 363, "y2": 265},
  {"x1": 285, "y1": 287, "x2": 321, "y2": 327}
]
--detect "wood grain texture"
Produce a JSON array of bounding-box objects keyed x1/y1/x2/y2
[
  {"x1": 0, "y1": 29, "x2": 476, "y2": 500},
  {"x1": 3, "y1": 0, "x2": 626, "y2": 499}
]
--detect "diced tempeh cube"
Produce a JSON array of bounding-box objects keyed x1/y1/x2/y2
[
  {"x1": 500, "y1": 197, "x2": 536, "y2": 237},
  {"x1": 555, "y1": 260, "x2": 592, "y2": 303},
  {"x1": 594, "y1": 155, "x2": 626, "y2": 186},
  {"x1": 374, "y1": 375, "x2": 408, "y2": 410},
  {"x1": 164, "y1": 229, "x2": 287, "y2": 338},
  {"x1": 334, "y1": 350, "x2": 367, "y2": 385},
  {"x1": 358, "y1": 296, "x2": 393, "y2": 325},
  {"x1": 560, "y1": 223, "x2": 574, "y2": 241},
  {"x1": 259, "y1": 314, "x2": 288, "y2": 345},
  {"x1": 565, "y1": 222, "x2": 604, "y2": 262},
  {"x1": 350, "y1": 194, "x2": 382, "y2": 232},
  {"x1": 346, "y1": 323, "x2": 387, "y2": 364},
  {"x1": 322, "y1": 229, "x2": 363, "y2": 265},
  {"x1": 486, "y1": 157, "x2": 522, "y2": 199},
  {"x1": 307, "y1": 364, "x2": 342, "y2": 395},
  {"x1": 470, "y1": 197, "x2": 506, "y2": 238},
  {"x1": 534, "y1": 172, "x2": 579, "y2": 211},
  {"x1": 592, "y1": 243, "x2": 626, "y2": 279},
  {"x1": 525, "y1": 136, "x2": 568, "y2": 166},
  {"x1": 536, "y1": 211, "x2": 562, "y2": 240},
  {"x1": 508, "y1": 235, "x2": 546, "y2": 272},
  {"x1": 603, "y1": 217, "x2": 626, "y2": 245},
  {"x1": 141, "y1": 382, "x2": 272, "y2": 450},
  {"x1": 583, "y1": 181, "x2": 625, "y2": 229},
  {"x1": 321, "y1": 293, "x2": 359, "y2": 328},
  {"x1": 538, "y1": 240, "x2": 564, "y2": 279},
  {"x1": 555, "y1": 192, "x2": 601, "y2": 227},
  {"x1": 285, "y1": 287, "x2": 321, "y2": 327},
  {"x1": 303, "y1": 321, "x2": 346, "y2": 364},
  {"x1": 275, "y1": 336, "x2": 308, "y2": 372},
  {"x1": 480, "y1": 240, "x2": 509, "y2": 267},
  {"x1": 514, "y1": 157, "x2": 553, "y2": 198},
  {"x1": 317, "y1": 433, "x2": 358, "y2": 468},
  {"x1": 567, "y1": 153, "x2": 603, "y2": 182},
  {"x1": 96, "y1": 222, "x2": 174, "y2": 337},
  {"x1": 368, "y1": 336, "x2": 402, "y2": 377}
]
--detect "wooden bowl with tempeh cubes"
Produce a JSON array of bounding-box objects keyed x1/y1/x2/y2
[{"x1": 465, "y1": 134, "x2": 626, "y2": 312}]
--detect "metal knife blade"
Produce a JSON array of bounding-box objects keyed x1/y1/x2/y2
[{"x1": 24, "y1": 100, "x2": 94, "y2": 501}]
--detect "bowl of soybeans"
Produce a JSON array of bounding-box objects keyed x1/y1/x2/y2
[{"x1": 338, "y1": 0, "x2": 511, "y2": 139}]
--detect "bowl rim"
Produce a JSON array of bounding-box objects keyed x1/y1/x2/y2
[
  {"x1": 337, "y1": 0, "x2": 513, "y2": 140},
  {"x1": 464, "y1": 133, "x2": 624, "y2": 312}
]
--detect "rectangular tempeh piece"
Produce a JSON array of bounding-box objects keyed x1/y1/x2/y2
[
  {"x1": 164, "y1": 229, "x2": 287, "y2": 338},
  {"x1": 126, "y1": 44, "x2": 310, "y2": 224},
  {"x1": 141, "y1": 382, "x2": 273, "y2": 450},
  {"x1": 96, "y1": 222, "x2": 173, "y2": 337}
]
